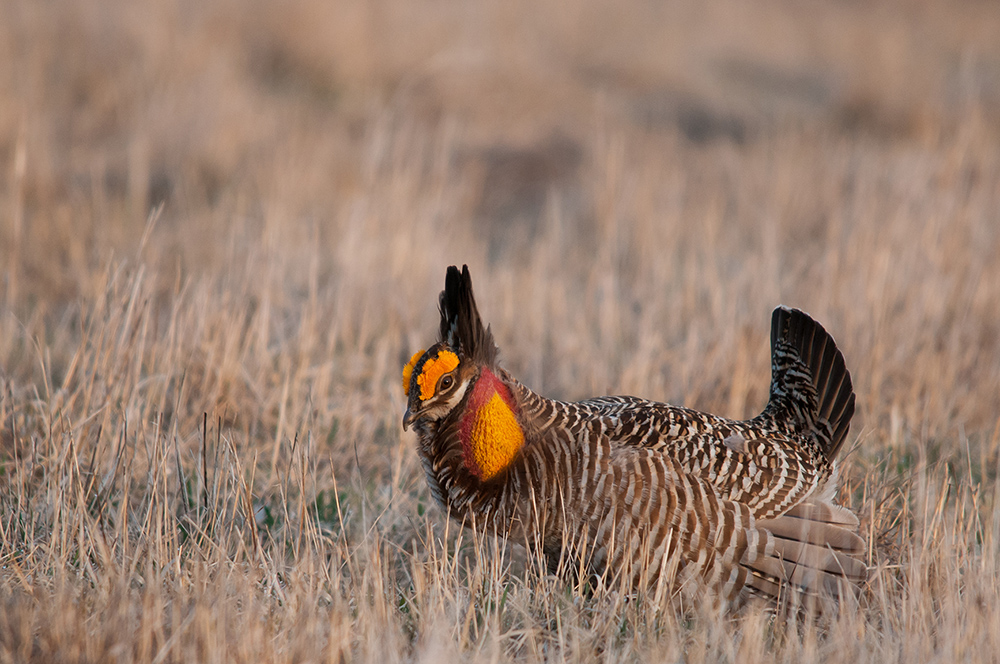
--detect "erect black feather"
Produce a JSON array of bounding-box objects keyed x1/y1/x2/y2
[
  {"x1": 765, "y1": 306, "x2": 855, "y2": 459},
  {"x1": 438, "y1": 265, "x2": 499, "y2": 365}
]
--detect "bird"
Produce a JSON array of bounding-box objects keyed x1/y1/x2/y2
[{"x1": 402, "y1": 265, "x2": 866, "y2": 607}]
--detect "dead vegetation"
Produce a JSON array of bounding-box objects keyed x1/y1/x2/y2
[{"x1": 1, "y1": 0, "x2": 1000, "y2": 661}]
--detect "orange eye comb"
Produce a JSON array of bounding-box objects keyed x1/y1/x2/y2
[
  {"x1": 416, "y1": 350, "x2": 459, "y2": 400},
  {"x1": 402, "y1": 350, "x2": 425, "y2": 396}
]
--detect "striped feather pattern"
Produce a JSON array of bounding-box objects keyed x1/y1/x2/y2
[{"x1": 405, "y1": 266, "x2": 867, "y2": 607}]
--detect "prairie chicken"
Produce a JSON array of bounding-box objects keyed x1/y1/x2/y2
[{"x1": 403, "y1": 265, "x2": 866, "y2": 605}]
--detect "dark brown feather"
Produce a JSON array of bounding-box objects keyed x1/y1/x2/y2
[
  {"x1": 438, "y1": 265, "x2": 499, "y2": 365},
  {"x1": 764, "y1": 306, "x2": 856, "y2": 459}
]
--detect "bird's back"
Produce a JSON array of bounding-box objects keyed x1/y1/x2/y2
[{"x1": 508, "y1": 387, "x2": 865, "y2": 605}]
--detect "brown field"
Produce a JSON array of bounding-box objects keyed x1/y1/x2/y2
[{"x1": 2, "y1": 0, "x2": 1000, "y2": 661}]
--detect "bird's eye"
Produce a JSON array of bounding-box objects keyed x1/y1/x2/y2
[{"x1": 440, "y1": 375, "x2": 454, "y2": 391}]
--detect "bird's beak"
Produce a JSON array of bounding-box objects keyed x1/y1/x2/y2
[{"x1": 402, "y1": 407, "x2": 417, "y2": 431}]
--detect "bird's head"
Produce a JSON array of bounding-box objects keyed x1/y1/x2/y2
[
  {"x1": 402, "y1": 266, "x2": 523, "y2": 482},
  {"x1": 401, "y1": 342, "x2": 478, "y2": 429},
  {"x1": 402, "y1": 264, "x2": 497, "y2": 430}
]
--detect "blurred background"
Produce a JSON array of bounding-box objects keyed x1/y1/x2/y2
[
  {"x1": 2, "y1": 0, "x2": 1000, "y2": 483},
  {"x1": 4, "y1": 0, "x2": 999, "y2": 270}
]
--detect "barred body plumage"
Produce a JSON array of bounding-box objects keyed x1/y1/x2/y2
[{"x1": 403, "y1": 266, "x2": 866, "y2": 606}]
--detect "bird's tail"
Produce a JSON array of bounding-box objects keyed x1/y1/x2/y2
[{"x1": 758, "y1": 306, "x2": 856, "y2": 460}]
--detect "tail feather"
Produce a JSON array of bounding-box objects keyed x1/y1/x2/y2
[
  {"x1": 438, "y1": 265, "x2": 498, "y2": 365},
  {"x1": 739, "y1": 502, "x2": 868, "y2": 604},
  {"x1": 762, "y1": 512, "x2": 865, "y2": 553},
  {"x1": 783, "y1": 500, "x2": 859, "y2": 528},
  {"x1": 764, "y1": 306, "x2": 856, "y2": 459},
  {"x1": 737, "y1": 309, "x2": 865, "y2": 607}
]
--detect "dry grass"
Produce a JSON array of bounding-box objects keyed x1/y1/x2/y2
[{"x1": 2, "y1": 0, "x2": 1000, "y2": 661}]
